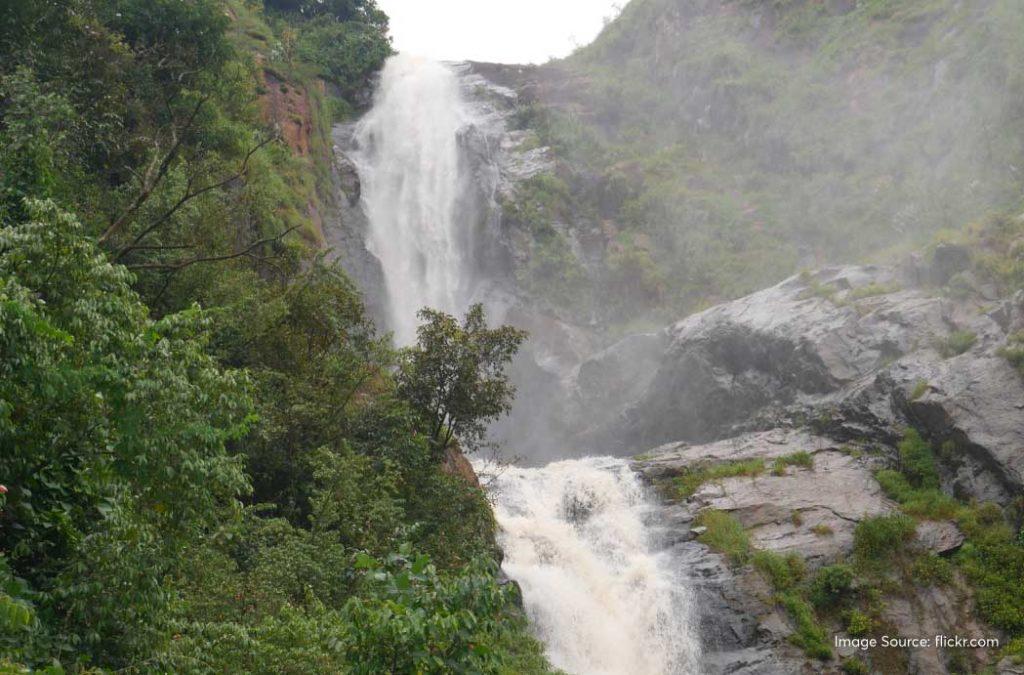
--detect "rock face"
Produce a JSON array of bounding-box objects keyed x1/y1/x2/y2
[
  {"x1": 616, "y1": 265, "x2": 1023, "y2": 674},
  {"x1": 634, "y1": 432, "x2": 990, "y2": 675},
  {"x1": 586, "y1": 264, "x2": 1023, "y2": 503}
]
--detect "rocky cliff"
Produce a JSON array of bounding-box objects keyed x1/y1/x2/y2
[{"x1": 605, "y1": 260, "x2": 1024, "y2": 673}]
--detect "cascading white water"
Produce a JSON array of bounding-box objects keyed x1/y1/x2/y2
[
  {"x1": 352, "y1": 55, "x2": 474, "y2": 344},
  {"x1": 480, "y1": 457, "x2": 702, "y2": 675},
  {"x1": 354, "y1": 57, "x2": 701, "y2": 674}
]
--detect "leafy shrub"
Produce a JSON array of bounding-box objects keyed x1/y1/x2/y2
[
  {"x1": 845, "y1": 609, "x2": 876, "y2": 637},
  {"x1": 956, "y1": 506, "x2": 1024, "y2": 634},
  {"x1": 695, "y1": 510, "x2": 752, "y2": 566},
  {"x1": 809, "y1": 564, "x2": 854, "y2": 608},
  {"x1": 897, "y1": 429, "x2": 941, "y2": 489},
  {"x1": 841, "y1": 657, "x2": 870, "y2": 674},
  {"x1": 911, "y1": 553, "x2": 953, "y2": 586},
  {"x1": 853, "y1": 514, "x2": 916, "y2": 565}
]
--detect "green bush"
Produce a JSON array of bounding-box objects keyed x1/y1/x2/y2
[
  {"x1": 956, "y1": 506, "x2": 1024, "y2": 634},
  {"x1": 897, "y1": 429, "x2": 940, "y2": 489},
  {"x1": 911, "y1": 553, "x2": 953, "y2": 586},
  {"x1": 853, "y1": 514, "x2": 916, "y2": 565},
  {"x1": 841, "y1": 657, "x2": 870, "y2": 674},
  {"x1": 809, "y1": 564, "x2": 854, "y2": 608},
  {"x1": 845, "y1": 609, "x2": 876, "y2": 637}
]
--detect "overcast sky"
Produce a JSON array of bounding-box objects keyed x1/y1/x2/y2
[{"x1": 377, "y1": 0, "x2": 624, "y2": 64}]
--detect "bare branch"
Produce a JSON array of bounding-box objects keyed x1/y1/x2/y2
[
  {"x1": 98, "y1": 96, "x2": 209, "y2": 245},
  {"x1": 113, "y1": 135, "x2": 276, "y2": 262},
  {"x1": 126, "y1": 224, "x2": 300, "y2": 272}
]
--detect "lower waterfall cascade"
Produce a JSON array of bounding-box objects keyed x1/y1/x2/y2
[{"x1": 478, "y1": 457, "x2": 702, "y2": 675}]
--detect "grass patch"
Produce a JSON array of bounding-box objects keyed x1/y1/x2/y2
[
  {"x1": 752, "y1": 550, "x2": 806, "y2": 591},
  {"x1": 847, "y1": 283, "x2": 900, "y2": 301},
  {"x1": 771, "y1": 451, "x2": 814, "y2": 475},
  {"x1": 778, "y1": 592, "x2": 832, "y2": 660},
  {"x1": 908, "y1": 379, "x2": 929, "y2": 401},
  {"x1": 672, "y1": 458, "x2": 765, "y2": 498},
  {"x1": 936, "y1": 329, "x2": 977, "y2": 358},
  {"x1": 799, "y1": 271, "x2": 839, "y2": 303},
  {"x1": 811, "y1": 523, "x2": 834, "y2": 536},
  {"x1": 695, "y1": 510, "x2": 751, "y2": 566},
  {"x1": 875, "y1": 470, "x2": 961, "y2": 520}
]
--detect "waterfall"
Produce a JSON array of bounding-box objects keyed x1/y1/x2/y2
[
  {"x1": 351, "y1": 55, "x2": 475, "y2": 344},
  {"x1": 481, "y1": 457, "x2": 702, "y2": 675},
  {"x1": 353, "y1": 57, "x2": 701, "y2": 675}
]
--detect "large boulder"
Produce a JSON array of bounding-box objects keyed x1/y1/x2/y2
[{"x1": 589, "y1": 264, "x2": 1023, "y2": 503}]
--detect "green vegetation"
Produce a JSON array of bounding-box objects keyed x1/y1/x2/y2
[
  {"x1": 778, "y1": 592, "x2": 832, "y2": 660},
  {"x1": 398, "y1": 304, "x2": 527, "y2": 455},
  {"x1": 999, "y1": 332, "x2": 1024, "y2": 376},
  {"x1": 516, "y1": 0, "x2": 1024, "y2": 324},
  {"x1": 909, "y1": 379, "x2": 930, "y2": 401},
  {"x1": 811, "y1": 524, "x2": 834, "y2": 537},
  {"x1": 841, "y1": 657, "x2": 870, "y2": 675},
  {"x1": 845, "y1": 610, "x2": 876, "y2": 637},
  {"x1": 937, "y1": 330, "x2": 978, "y2": 358},
  {"x1": 771, "y1": 451, "x2": 814, "y2": 476},
  {"x1": 672, "y1": 458, "x2": 765, "y2": 499},
  {"x1": 809, "y1": 565, "x2": 855, "y2": 609},
  {"x1": 852, "y1": 514, "x2": 917, "y2": 567},
  {"x1": 695, "y1": 510, "x2": 752, "y2": 566},
  {"x1": 0, "y1": 1, "x2": 551, "y2": 671},
  {"x1": 752, "y1": 550, "x2": 805, "y2": 591},
  {"x1": 873, "y1": 429, "x2": 1024, "y2": 651},
  {"x1": 847, "y1": 283, "x2": 900, "y2": 301}
]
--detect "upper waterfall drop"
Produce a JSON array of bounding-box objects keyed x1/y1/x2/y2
[{"x1": 351, "y1": 55, "x2": 476, "y2": 344}]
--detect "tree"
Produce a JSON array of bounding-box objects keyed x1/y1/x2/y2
[
  {"x1": 0, "y1": 200, "x2": 251, "y2": 666},
  {"x1": 398, "y1": 305, "x2": 526, "y2": 455}
]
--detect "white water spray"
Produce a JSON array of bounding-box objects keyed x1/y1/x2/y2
[
  {"x1": 352, "y1": 55, "x2": 474, "y2": 344},
  {"x1": 354, "y1": 58, "x2": 701, "y2": 674},
  {"x1": 481, "y1": 457, "x2": 702, "y2": 675}
]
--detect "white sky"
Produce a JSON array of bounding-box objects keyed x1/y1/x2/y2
[{"x1": 377, "y1": 0, "x2": 624, "y2": 64}]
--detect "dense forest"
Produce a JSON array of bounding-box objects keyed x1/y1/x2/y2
[{"x1": 0, "y1": 1, "x2": 551, "y2": 672}]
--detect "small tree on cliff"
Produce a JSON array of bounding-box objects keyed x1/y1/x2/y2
[{"x1": 398, "y1": 304, "x2": 526, "y2": 456}]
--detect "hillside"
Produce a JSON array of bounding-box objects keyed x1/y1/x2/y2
[{"x1": 495, "y1": 0, "x2": 1024, "y2": 328}]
